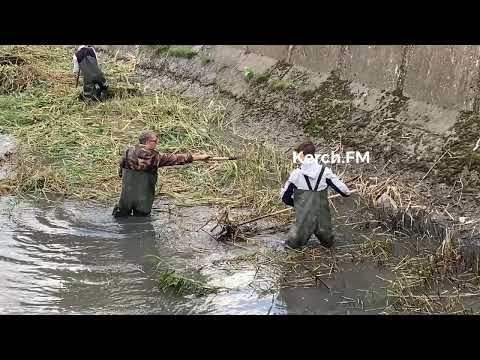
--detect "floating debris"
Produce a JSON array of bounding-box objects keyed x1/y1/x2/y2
[
  {"x1": 149, "y1": 255, "x2": 220, "y2": 296},
  {"x1": 156, "y1": 269, "x2": 220, "y2": 296}
]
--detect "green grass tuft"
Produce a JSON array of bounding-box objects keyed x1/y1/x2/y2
[{"x1": 167, "y1": 46, "x2": 197, "y2": 59}]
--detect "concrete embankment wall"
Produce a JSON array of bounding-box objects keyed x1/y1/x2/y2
[{"x1": 231, "y1": 45, "x2": 480, "y2": 113}]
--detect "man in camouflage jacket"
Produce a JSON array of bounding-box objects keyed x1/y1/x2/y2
[{"x1": 113, "y1": 131, "x2": 209, "y2": 217}]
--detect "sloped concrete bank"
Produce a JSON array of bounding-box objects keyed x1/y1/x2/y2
[{"x1": 97, "y1": 45, "x2": 480, "y2": 258}]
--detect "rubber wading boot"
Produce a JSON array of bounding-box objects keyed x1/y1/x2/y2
[
  {"x1": 113, "y1": 168, "x2": 157, "y2": 218},
  {"x1": 285, "y1": 188, "x2": 334, "y2": 249}
]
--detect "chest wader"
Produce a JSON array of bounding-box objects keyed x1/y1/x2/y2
[
  {"x1": 286, "y1": 166, "x2": 334, "y2": 249},
  {"x1": 112, "y1": 168, "x2": 157, "y2": 217},
  {"x1": 78, "y1": 55, "x2": 108, "y2": 101}
]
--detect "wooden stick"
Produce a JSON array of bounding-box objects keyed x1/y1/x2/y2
[
  {"x1": 238, "y1": 208, "x2": 292, "y2": 226},
  {"x1": 207, "y1": 156, "x2": 239, "y2": 161},
  {"x1": 420, "y1": 150, "x2": 448, "y2": 182},
  {"x1": 328, "y1": 189, "x2": 358, "y2": 199}
]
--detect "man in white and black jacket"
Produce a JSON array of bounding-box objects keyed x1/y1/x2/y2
[
  {"x1": 73, "y1": 45, "x2": 108, "y2": 101},
  {"x1": 280, "y1": 140, "x2": 351, "y2": 249}
]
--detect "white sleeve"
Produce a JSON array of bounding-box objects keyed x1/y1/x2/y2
[
  {"x1": 92, "y1": 47, "x2": 98, "y2": 61},
  {"x1": 73, "y1": 54, "x2": 79, "y2": 74},
  {"x1": 280, "y1": 169, "x2": 299, "y2": 197},
  {"x1": 280, "y1": 180, "x2": 289, "y2": 198},
  {"x1": 325, "y1": 167, "x2": 350, "y2": 195}
]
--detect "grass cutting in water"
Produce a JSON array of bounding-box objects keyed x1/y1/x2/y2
[
  {"x1": 149, "y1": 255, "x2": 221, "y2": 296},
  {"x1": 157, "y1": 269, "x2": 220, "y2": 296}
]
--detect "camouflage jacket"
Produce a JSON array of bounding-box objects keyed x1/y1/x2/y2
[{"x1": 118, "y1": 145, "x2": 193, "y2": 177}]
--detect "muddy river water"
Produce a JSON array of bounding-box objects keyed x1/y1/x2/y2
[{"x1": 0, "y1": 193, "x2": 398, "y2": 315}]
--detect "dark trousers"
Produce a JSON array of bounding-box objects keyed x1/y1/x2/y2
[
  {"x1": 83, "y1": 78, "x2": 108, "y2": 102},
  {"x1": 285, "y1": 189, "x2": 334, "y2": 249},
  {"x1": 113, "y1": 169, "x2": 157, "y2": 218}
]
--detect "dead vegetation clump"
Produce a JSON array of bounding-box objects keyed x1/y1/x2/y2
[
  {"x1": 149, "y1": 255, "x2": 221, "y2": 296},
  {"x1": 382, "y1": 231, "x2": 479, "y2": 314},
  {"x1": 0, "y1": 51, "x2": 39, "y2": 94}
]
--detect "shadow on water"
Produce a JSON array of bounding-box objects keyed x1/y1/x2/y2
[
  {"x1": 114, "y1": 216, "x2": 157, "y2": 270},
  {"x1": 50, "y1": 217, "x2": 162, "y2": 314}
]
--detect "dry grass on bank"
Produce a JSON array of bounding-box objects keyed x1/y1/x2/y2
[{"x1": 0, "y1": 45, "x2": 291, "y2": 214}]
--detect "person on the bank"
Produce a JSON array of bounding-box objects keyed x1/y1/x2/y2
[
  {"x1": 73, "y1": 45, "x2": 108, "y2": 101},
  {"x1": 113, "y1": 131, "x2": 210, "y2": 217},
  {"x1": 280, "y1": 140, "x2": 351, "y2": 249}
]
